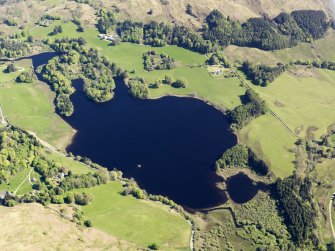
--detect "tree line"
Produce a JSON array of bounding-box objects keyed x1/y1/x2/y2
[
  {"x1": 97, "y1": 8, "x2": 331, "y2": 54},
  {"x1": 97, "y1": 9, "x2": 217, "y2": 54}
]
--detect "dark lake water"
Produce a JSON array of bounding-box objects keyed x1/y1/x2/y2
[
  {"x1": 226, "y1": 172, "x2": 268, "y2": 204},
  {"x1": 64, "y1": 79, "x2": 237, "y2": 209},
  {"x1": 28, "y1": 52, "x2": 267, "y2": 209}
]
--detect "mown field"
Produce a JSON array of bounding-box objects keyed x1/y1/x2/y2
[
  {"x1": 0, "y1": 167, "x2": 35, "y2": 195},
  {"x1": 76, "y1": 182, "x2": 191, "y2": 250}
]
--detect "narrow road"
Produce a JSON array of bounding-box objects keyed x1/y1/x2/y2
[
  {"x1": 0, "y1": 105, "x2": 7, "y2": 126},
  {"x1": 330, "y1": 194, "x2": 335, "y2": 239}
]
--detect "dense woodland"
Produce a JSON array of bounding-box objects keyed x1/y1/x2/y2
[
  {"x1": 276, "y1": 175, "x2": 320, "y2": 249},
  {"x1": 0, "y1": 126, "x2": 110, "y2": 224},
  {"x1": 216, "y1": 144, "x2": 269, "y2": 175},
  {"x1": 203, "y1": 9, "x2": 330, "y2": 50},
  {"x1": 40, "y1": 38, "x2": 123, "y2": 116}
]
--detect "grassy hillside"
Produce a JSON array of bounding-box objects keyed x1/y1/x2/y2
[
  {"x1": 75, "y1": 182, "x2": 191, "y2": 250},
  {"x1": 0, "y1": 76, "x2": 74, "y2": 150}
]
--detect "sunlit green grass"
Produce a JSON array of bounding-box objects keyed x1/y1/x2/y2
[
  {"x1": 253, "y1": 69, "x2": 335, "y2": 139},
  {"x1": 239, "y1": 113, "x2": 296, "y2": 178},
  {"x1": 0, "y1": 80, "x2": 73, "y2": 150}
]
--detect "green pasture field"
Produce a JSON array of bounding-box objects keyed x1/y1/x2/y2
[
  {"x1": 76, "y1": 182, "x2": 191, "y2": 250},
  {"x1": 0, "y1": 64, "x2": 22, "y2": 84},
  {"x1": 253, "y1": 69, "x2": 335, "y2": 139}
]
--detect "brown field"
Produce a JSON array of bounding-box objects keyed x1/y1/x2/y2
[{"x1": 0, "y1": 204, "x2": 142, "y2": 250}]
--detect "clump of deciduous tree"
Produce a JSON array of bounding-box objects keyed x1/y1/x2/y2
[
  {"x1": 242, "y1": 61, "x2": 286, "y2": 86},
  {"x1": 128, "y1": 77, "x2": 149, "y2": 99},
  {"x1": 229, "y1": 89, "x2": 267, "y2": 128},
  {"x1": 16, "y1": 71, "x2": 33, "y2": 83}
]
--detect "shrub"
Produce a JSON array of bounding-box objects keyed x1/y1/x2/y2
[
  {"x1": 172, "y1": 79, "x2": 187, "y2": 88},
  {"x1": 148, "y1": 243, "x2": 159, "y2": 250},
  {"x1": 5, "y1": 63, "x2": 16, "y2": 73},
  {"x1": 84, "y1": 219, "x2": 93, "y2": 227}
]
